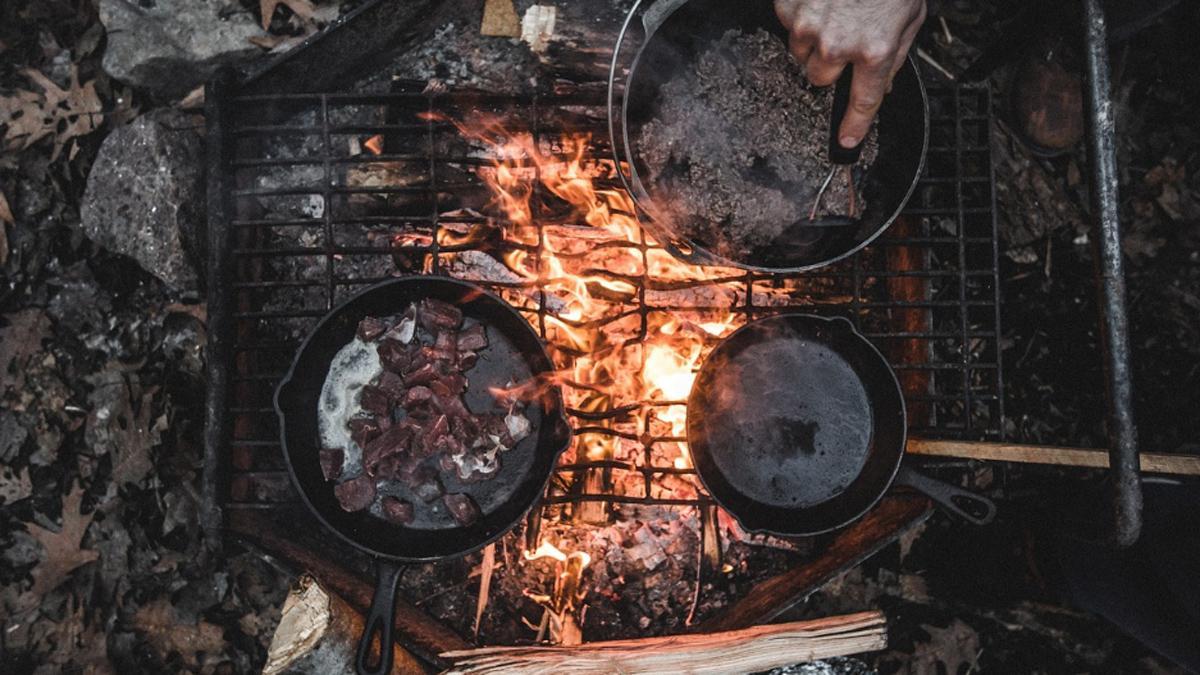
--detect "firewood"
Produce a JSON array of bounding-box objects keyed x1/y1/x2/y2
[
  {"x1": 264, "y1": 574, "x2": 426, "y2": 675},
  {"x1": 480, "y1": 0, "x2": 521, "y2": 38},
  {"x1": 907, "y1": 438, "x2": 1200, "y2": 476},
  {"x1": 440, "y1": 611, "x2": 888, "y2": 675}
]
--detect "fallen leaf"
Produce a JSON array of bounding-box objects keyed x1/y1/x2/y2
[
  {"x1": 0, "y1": 465, "x2": 32, "y2": 503},
  {"x1": 0, "y1": 66, "x2": 104, "y2": 160},
  {"x1": 0, "y1": 309, "x2": 52, "y2": 397},
  {"x1": 909, "y1": 619, "x2": 980, "y2": 675},
  {"x1": 85, "y1": 371, "x2": 159, "y2": 489},
  {"x1": 29, "y1": 602, "x2": 113, "y2": 674},
  {"x1": 260, "y1": 0, "x2": 316, "y2": 30},
  {"x1": 134, "y1": 597, "x2": 226, "y2": 668},
  {"x1": 25, "y1": 483, "x2": 99, "y2": 600},
  {"x1": 0, "y1": 189, "x2": 12, "y2": 224}
]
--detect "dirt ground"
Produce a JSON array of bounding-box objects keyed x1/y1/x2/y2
[{"x1": 1, "y1": 0, "x2": 1197, "y2": 673}]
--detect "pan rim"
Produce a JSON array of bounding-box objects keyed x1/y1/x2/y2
[
  {"x1": 611, "y1": 0, "x2": 931, "y2": 274},
  {"x1": 274, "y1": 275, "x2": 569, "y2": 563},
  {"x1": 686, "y1": 313, "x2": 907, "y2": 537}
]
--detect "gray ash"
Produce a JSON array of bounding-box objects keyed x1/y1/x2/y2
[{"x1": 636, "y1": 28, "x2": 878, "y2": 259}]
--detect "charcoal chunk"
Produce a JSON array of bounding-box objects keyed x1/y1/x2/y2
[
  {"x1": 457, "y1": 324, "x2": 488, "y2": 351},
  {"x1": 381, "y1": 497, "x2": 415, "y2": 525},
  {"x1": 334, "y1": 475, "x2": 377, "y2": 512},
  {"x1": 319, "y1": 447, "x2": 344, "y2": 481},
  {"x1": 443, "y1": 493, "x2": 480, "y2": 526},
  {"x1": 357, "y1": 316, "x2": 388, "y2": 342}
]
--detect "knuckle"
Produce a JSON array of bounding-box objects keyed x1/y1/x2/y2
[
  {"x1": 860, "y1": 43, "x2": 893, "y2": 66},
  {"x1": 815, "y1": 41, "x2": 842, "y2": 62},
  {"x1": 852, "y1": 96, "x2": 882, "y2": 114}
]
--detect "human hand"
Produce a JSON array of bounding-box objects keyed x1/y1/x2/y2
[{"x1": 775, "y1": 0, "x2": 926, "y2": 149}]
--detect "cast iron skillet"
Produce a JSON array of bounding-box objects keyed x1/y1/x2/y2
[
  {"x1": 687, "y1": 314, "x2": 994, "y2": 536},
  {"x1": 275, "y1": 277, "x2": 571, "y2": 675},
  {"x1": 608, "y1": 0, "x2": 929, "y2": 273}
]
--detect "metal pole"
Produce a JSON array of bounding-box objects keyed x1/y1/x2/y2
[{"x1": 1082, "y1": 0, "x2": 1142, "y2": 547}]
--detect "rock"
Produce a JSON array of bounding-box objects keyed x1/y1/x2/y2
[
  {"x1": 80, "y1": 109, "x2": 205, "y2": 291},
  {"x1": 99, "y1": 0, "x2": 262, "y2": 99}
]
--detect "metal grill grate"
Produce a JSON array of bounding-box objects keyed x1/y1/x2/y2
[{"x1": 209, "y1": 79, "x2": 1003, "y2": 512}]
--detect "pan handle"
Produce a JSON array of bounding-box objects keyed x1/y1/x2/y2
[
  {"x1": 355, "y1": 560, "x2": 404, "y2": 675},
  {"x1": 895, "y1": 466, "x2": 996, "y2": 525}
]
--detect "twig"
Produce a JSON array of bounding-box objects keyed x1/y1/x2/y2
[
  {"x1": 473, "y1": 543, "x2": 496, "y2": 637},
  {"x1": 917, "y1": 47, "x2": 957, "y2": 81}
]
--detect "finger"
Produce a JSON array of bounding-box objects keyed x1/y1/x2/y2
[
  {"x1": 888, "y1": 18, "x2": 923, "y2": 86},
  {"x1": 774, "y1": 0, "x2": 799, "y2": 26},
  {"x1": 789, "y1": 32, "x2": 814, "y2": 65},
  {"x1": 805, "y1": 51, "x2": 847, "y2": 87},
  {"x1": 838, "y1": 61, "x2": 891, "y2": 148}
]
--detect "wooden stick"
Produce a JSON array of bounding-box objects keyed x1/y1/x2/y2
[
  {"x1": 441, "y1": 611, "x2": 887, "y2": 675},
  {"x1": 228, "y1": 508, "x2": 471, "y2": 669},
  {"x1": 264, "y1": 574, "x2": 424, "y2": 675},
  {"x1": 907, "y1": 438, "x2": 1200, "y2": 476},
  {"x1": 698, "y1": 492, "x2": 932, "y2": 633}
]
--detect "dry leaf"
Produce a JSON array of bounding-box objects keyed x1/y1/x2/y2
[
  {"x1": 0, "y1": 465, "x2": 32, "y2": 503},
  {"x1": 260, "y1": 0, "x2": 316, "y2": 30},
  {"x1": 25, "y1": 483, "x2": 99, "y2": 599},
  {"x1": 86, "y1": 371, "x2": 159, "y2": 488},
  {"x1": 0, "y1": 189, "x2": 12, "y2": 224},
  {"x1": 0, "y1": 66, "x2": 103, "y2": 160},
  {"x1": 909, "y1": 619, "x2": 980, "y2": 675},
  {"x1": 134, "y1": 598, "x2": 226, "y2": 667},
  {"x1": 30, "y1": 602, "x2": 113, "y2": 674},
  {"x1": 0, "y1": 308, "x2": 52, "y2": 397}
]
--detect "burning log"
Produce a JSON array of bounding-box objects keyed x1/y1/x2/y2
[
  {"x1": 440, "y1": 611, "x2": 888, "y2": 675},
  {"x1": 263, "y1": 575, "x2": 425, "y2": 675}
]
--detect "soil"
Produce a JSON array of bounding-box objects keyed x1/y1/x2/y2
[{"x1": 636, "y1": 28, "x2": 878, "y2": 259}]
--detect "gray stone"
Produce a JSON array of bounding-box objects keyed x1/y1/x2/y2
[
  {"x1": 99, "y1": 0, "x2": 261, "y2": 98},
  {"x1": 80, "y1": 108, "x2": 205, "y2": 291}
]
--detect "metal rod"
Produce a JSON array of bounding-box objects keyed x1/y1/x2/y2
[{"x1": 1083, "y1": 0, "x2": 1142, "y2": 547}]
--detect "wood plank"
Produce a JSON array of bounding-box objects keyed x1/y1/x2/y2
[
  {"x1": 696, "y1": 492, "x2": 933, "y2": 633},
  {"x1": 907, "y1": 438, "x2": 1200, "y2": 476},
  {"x1": 443, "y1": 611, "x2": 888, "y2": 675},
  {"x1": 227, "y1": 508, "x2": 471, "y2": 670}
]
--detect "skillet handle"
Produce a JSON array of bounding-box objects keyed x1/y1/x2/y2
[
  {"x1": 356, "y1": 561, "x2": 404, "y2": 675},
  {"x1": 895, "y1": 466, "x2": 996, "y2": 525}
]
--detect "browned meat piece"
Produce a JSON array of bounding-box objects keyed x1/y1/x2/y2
[
  {"x1": 421, "y1": 344, "x2": 456, "y2": 364},
  {"x1": 334, "y1": 475, "x2": 376, "y2": 512},
  {"x1": 404, "y1": 362, "x2": 442, "y2": 386},
  {"x1": 450, "y1": 415, "x2": 480, "y2": 443},
  {"x1": 457, "y1": 351, "x2": 478, "y2": 370},
  {"x1": 443, "y1": 493, "x2": 480, "y2": 526},
  {"x1": 363, "y1": 424, "x2": 413, "y2": 476},
  {"x1": 435, "y1": 393, "x2": 470, "y2": 419},
  {"x1": 482, "y1": 413, "x2": 515, "y2": 448},
  {"x1": 434, "y1": 330, "x2": 458, "y2": 357},
  {"x1": 409, "y1": 465, "x2": 445, "y2": 503},
  {"x1": 357, "y1": 316, "x2": 388, "y2": 342},
  {"x1": 456, "y1": 324, "x2": 488, "y2": 352},
  {"x1": 319, "y1": 447, "x2": 344, "y2": 481},
  {"x1": 419, "y1": 298, "x2": 463, "y2": 331},
  {"x1": 348, "y1": 417, "x2": 384, "y2": 448},
  {"x1": 383, "y1": 308, "x2": 417, "y2": 344},
  {"x1": 378, "y1": 339, "x2": 413, "y2": 373},
  {"x1": 381, "y1": 497, "x2": 415, "y2": 525},
  {"x1": 377, "y1": 371, "x2": 406, "y2": 401},
  {"x1": 359, "y1": 385, "x2": 391, "y2": 417},
  {"x1": 401, "y1": 385, "x2": 434, "y2": 410}
]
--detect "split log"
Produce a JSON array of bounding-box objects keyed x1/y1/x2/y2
[
  {"x1": 698, "y1": 492, "x2": 932, "y2": 633},
  {"x1": 228, "y1": 508, "x2": 471, "y2": 669},
  {"x1": 440, "y1": 611, "x2": 887, "y2": 675},
  {"x1": 264, "y1": 574, "x2": 425, "y2": 675},
  {"x1": 907, "y1": 438, "x2": 1200, "y2": 476}
]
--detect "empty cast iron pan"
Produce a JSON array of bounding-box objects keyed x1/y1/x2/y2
[
  {"x1": 275, "y1": 277, "x2": 571, "y2": 675},
  {"x1": 687, "y1": 314, "x2": 995, "y2": 536}
]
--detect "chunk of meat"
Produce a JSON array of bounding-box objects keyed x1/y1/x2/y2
[
  {"x1": 348, "y1": 416, "x2": 384, "y2": 448},
  {"x1": 456, "y1": 324, "x2": 488, "y2": 352},
  {"x1": 419, "y1": 298, "x2": 463, "y2": 331},
  {"x1": 401, "y1": 385, "x2": 434, "y2": 410},
  {"x1": 359, "y1": 385, "x2": 391, "y2": 417},
  {"x1": 403, "y1": 362, "x2": 442, "y2": 387},
  {"x1": 443, "y1": 493, "x2": 481, "y2": 526},
  {"x1": 334, "y1": 475, "x2": 376, "y2": 512},
  {"x1": 378, "y1": 340, "x2": 413, "y2": 373},
  {"x1": 381, "y1": 497, "x2": 415, "y2": 525},
  {"x1": 357, "y1": 316, "x2": 388, "y2": 342},
  {"x1": 363, "y1": 424, "x2": 412, "y2": 476},
  {"x1": 319, "y1": 447, "x2": 344, "y2": 481}
]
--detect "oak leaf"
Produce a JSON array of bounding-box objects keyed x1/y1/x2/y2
[
  {"x1": 0, "y1": 66, "x2": 103, "y2": 160},
  {"x1": 25, "y1": 483, "x2": 99, "y2": 599}
]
